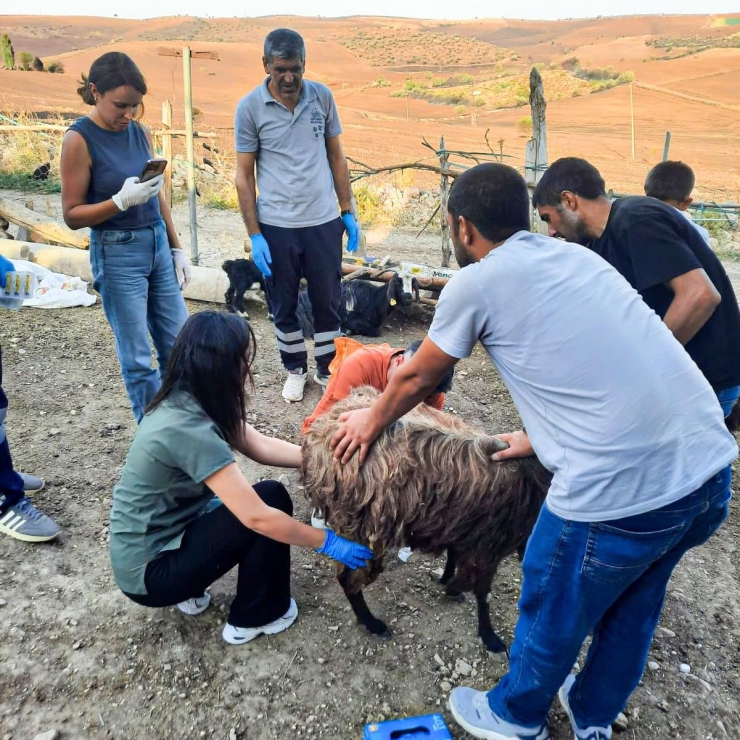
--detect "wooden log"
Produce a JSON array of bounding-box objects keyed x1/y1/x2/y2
[
  {"x1": 0, "y1": 241, "x2": 242, "y2": 305},
  {"x1": 0, "y1": 196, "x2": 89, "y2": 249},
  {"x1": 0, "y1": 125, "x2": 216, "y2": 137},
  {"x1": 183, "y1": 46, "x2": 199, "y2": 266},
  {"x1": 16, "y1": 200, "x2": 41, "y2": 243},
  {"x1": 439, "y1": 135, "x2": 452, "y2": 268}
]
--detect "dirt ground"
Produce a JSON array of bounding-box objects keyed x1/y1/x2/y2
[{"x1": 0, "y1": 202, "x2": 739, "y2": 740}]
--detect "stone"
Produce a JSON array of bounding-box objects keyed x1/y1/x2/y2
[
  {"x1": 433, "y1": 654, "x2": 445, "y2": 667},
  {"x1": 455, "y1": 659, "x2": 472, "y2": 677},
  {"x1": 229, "y1": 730, "x2": 237, "y2": 740},
  {"x1": 440, "y1": 681, "x2": 452, "y2": 692},
  {"x1": 278, "y1": 474, "x2": 290, "y2": 487},
  {"x1": 647, "y1": 661, "x2": 660, "y2": 671},
  {"x1": 33, "y1": 732, "x2": 60, "y2": 740},
  {"x1": 679, "y1": 663, "x2": 691, "y2": 674},
  {"x1": 9, "y1": 626, "x2": 25, "y2": 639},
  {"x1": 657, "y1": 626, "x2": 676, "y2": 638},
  {"x1": 612, "y1": 712, "x2": 629, "y2": 732}
]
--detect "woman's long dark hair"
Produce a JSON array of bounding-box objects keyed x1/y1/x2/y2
[{"x1": 147, "y1": 312, "x2": 256, "y2": 447}]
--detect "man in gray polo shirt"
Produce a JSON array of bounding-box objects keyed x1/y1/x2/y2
[{"x1": 235, "y1": 28, "x2": 359, "y2": 402}]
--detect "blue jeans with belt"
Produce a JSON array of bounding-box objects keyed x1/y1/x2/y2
[
  {"x1": 487, "y1": 464, "x2": 733, "y2": 730},
  {"x1": 90, "y1": 220, "x2": 188, "y2": 422}
]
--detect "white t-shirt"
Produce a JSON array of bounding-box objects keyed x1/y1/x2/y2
[
  {"x1": 429, "y1": 231, "x2": 737, "y2": 522},
  {"x1": 676, "y1": 207, "x2": 711, "y2": 246}
]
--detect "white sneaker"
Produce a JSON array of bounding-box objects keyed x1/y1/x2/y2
[
  {"x1": 313, "y1": 371, "x2": 330, "y2": 387},
  {"x1": 222, "y1": 598, "x2": 298, "y2": 645},
  {"x1": 311, "y1": 509, "x2": 328, "y2": 529},
  {"x1": 177, "y1": 592, "x2": 211, "y2": 615},
  {"x1": 282, "y1": 370, "x2": 308, "y2": 402}
]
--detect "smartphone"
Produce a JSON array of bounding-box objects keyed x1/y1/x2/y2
[{"x1": 140, "y1": 158, "x2": 168, "y2": 183}]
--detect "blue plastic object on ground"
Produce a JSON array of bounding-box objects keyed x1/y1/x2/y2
[{"x1": 363, "y1": 713, "x2": 452, "y2": 740}]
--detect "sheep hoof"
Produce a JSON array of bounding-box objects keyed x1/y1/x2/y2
[
  {"x1": 445, "y1": 592, "x2": 466, "y2": 604},
  {"x1": 362, "y1": 619, "x2": 392, "y2": 640},
  {"x1": 481, "y1": 633, "x2": 509, "y2": 655}
]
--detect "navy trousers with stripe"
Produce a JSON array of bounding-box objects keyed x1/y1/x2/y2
[
  {"x1": 260, "y1": 218, "x2": 343, "y2": 375},
  {"x1": 0, "y1": 346, "x2": 25, "y2": 513}
]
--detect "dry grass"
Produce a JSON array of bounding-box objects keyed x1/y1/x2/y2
[{"x1": 0, "y1": 107, "x2": 64, "y2": 191}]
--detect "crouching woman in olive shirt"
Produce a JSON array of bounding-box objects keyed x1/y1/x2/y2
[{"x1": 109, "y1": 311, "x2": 371, "y2": 645}]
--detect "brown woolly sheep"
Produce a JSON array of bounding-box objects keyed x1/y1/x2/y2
[{"x1": 301, "y1": 387, "x2": 552, "y2": 654}]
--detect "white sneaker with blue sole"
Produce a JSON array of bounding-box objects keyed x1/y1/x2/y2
[
  {"x1": 449, "y1": 686, "x2": 549, "y2": 740},
  {"x1": 177, "y1": 592, "x2": 211, "y2": 615},
  {"x1": 222, "y1": 598, "x2": 298, "y2": 645},
  {"x1": 558, "y1": 674, "x2": 612, "y2": 740}
]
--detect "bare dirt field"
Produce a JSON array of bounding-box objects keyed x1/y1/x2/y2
[{"x1": 0, "y1": 194, "x2": 739, "y2": 739}]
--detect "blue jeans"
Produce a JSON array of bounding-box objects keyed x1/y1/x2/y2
[
  {"x1": 487, "y1": 464, "x2": 733, "y2": 729},
  {"x1": 91, "y1": 220, "x2": 188, "y2": 422},
  {"x1": 717, "y1": 385, "x2": 740, "y2": 418}
]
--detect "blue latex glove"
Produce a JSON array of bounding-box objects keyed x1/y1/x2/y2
[
  {"x1": 342, "y1": 212, "x2": 359, "y2": 253},
  {"x1": 317, "y1": 529, "x2": 373, "y2": 570},
  {"x1": 250, "y1": 233, "x2": 272, "y2": 277},
  {"x1": 0, "y1": 254, "x2": 13, "y2": 289}
]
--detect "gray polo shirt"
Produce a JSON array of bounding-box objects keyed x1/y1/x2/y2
[{"x1": 235, "y1": 78, "x2": 343, "y2": 228}]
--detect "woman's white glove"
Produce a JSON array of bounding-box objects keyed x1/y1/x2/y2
[
  {"x1": 171, "y1": 249, "x2": 192, "y2": 290},
  {"x1": 112, "y1": 175, "x2": 164, "y2": 212}
]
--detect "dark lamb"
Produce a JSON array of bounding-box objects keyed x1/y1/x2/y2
[
  {"x1": 301, "y1": 386, "x2": 552, "y2": 654},
  {"x1": 222, "y1": 259, "x2": 271, "y2": 319},
  {"x1": 297, "y1": 272, "x2": 412, "y2": 338}
]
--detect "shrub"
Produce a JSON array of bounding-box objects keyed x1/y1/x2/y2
[
  {"x1": 202, "y1": 179, "x2": 239, "y2": 210},
  {"x1": 473, "y1": 96, "x2": 486, "y2": 107},
  {"x1": 47, "y1": 60, "x2": 65, "y2": 73},
  {"x1": 404, "y1": 79, "x2": 417, "y2": 91},
  {"x1": 1, "y1": 34, "x2": 14, "y2": 70},
  {"x1": 456, "y1": 73, "x2": 474, "y2": 84},
  {"x1": 353, "y1": 183, "x2": 384, "y2": 226},
  {"x1": 17, "y1": 51, "x2": 33, "y2": 71},
  {"x1": 518, "y1": 115, "x2": 533, "y2": 134},
  {"x1": 374, "y1": 77, "x2": 390, "y2": 87},
  {"x1": 454, "y1": 104, "x2": 467, "y2": 115}
]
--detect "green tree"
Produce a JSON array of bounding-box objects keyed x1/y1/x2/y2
[
  {"x1": 17, "y1": 51, "x2": 34, "y2": 71},
  {"x1": 1, "y1": 34, "x2": 14, "y2": 70}
]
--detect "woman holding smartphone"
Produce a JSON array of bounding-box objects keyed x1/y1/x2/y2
[{"x1": 61, "y1": 51, "x2": 190, "y2": 422}]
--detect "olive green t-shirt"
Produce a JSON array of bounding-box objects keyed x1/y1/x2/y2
[{"x1": 109, "y1": 393, "x2": 235, "y2": 595}]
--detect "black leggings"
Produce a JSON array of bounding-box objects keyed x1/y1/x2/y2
[{"x1": 125, "y1": 480, "x2": 293, "y2": 628}]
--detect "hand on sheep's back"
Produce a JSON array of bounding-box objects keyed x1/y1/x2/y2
[
  {"x1": 489, "y1": 430, "x2": 534, "y2": 461},
  {"x1": 329, "y1": 407, "x2": 380, "y2": 465}
]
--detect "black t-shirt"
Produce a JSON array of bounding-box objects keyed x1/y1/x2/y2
[{"x1": 590, "y1": 196, "x2": 740, "y2": 391}]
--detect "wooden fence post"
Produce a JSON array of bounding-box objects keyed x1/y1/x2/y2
[
  {"x1": 439, "y1": 136, "x2": 451, "y2": 268},
  {"x1": 525, "y1": 67, "x2": 549, "y2": 235},
  {"x1": 161, "y1": 99, "x2": 173, "y2": 207},
  {"x1": 182, "y1": 46, "x2": 199, "y2": 266},
  {"x1": 662, "y1": 131, "x2": 671, "y2": 162}
]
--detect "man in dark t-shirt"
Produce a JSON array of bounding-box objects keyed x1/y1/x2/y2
[{"x1": 532, "y1": 157, "x2": 740, "y2": 416}]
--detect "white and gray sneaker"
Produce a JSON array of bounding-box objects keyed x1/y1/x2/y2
[
  {"x1": 223, "y1": 598, "x2": 298, "y2": 645},
  {"x1": 20, "y1": 473, "x2": 45, "y2": 494},
  {"x1": 282, "y1": 370, "x2": 308, "y2": 402},
  {"x1": 177, "y1": 592, "x2": 212, "y2": 615},
  {"x1": 0, "y1": 496, "x2": 61, "y2": 542}
]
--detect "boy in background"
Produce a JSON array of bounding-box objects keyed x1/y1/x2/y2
[{"x1": 644, "y1": 160, "x2": 710, "y2": 244}]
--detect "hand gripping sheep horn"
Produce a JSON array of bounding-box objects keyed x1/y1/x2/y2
[{"x1": 301, "y1": 386, "x2": 552, "y2": 654}]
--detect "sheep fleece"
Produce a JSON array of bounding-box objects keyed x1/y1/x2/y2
[{"x1": 301, "y1": 387, "x2": 551, "y2": 589}]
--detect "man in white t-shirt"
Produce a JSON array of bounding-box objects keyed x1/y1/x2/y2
[{"x1": 330, "y1": 163, "x2": 737, "y2": 740}]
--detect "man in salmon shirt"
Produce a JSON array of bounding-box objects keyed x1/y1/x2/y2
[
  {"x1": 303, "y1": 339, "x2": 454, "y2": 530},
  {"x1": 302, "y1": 339, "x2": 453, "y2": 434}
]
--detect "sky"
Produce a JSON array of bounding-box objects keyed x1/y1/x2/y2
[{"x1": 12, "y1": 0, "x2": 739, "y2": 21}]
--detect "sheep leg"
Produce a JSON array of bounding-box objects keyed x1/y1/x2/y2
[
  {"x1": 430, "y1": 549, "x2": 466, "y2": 603},
  {"x1": 475, "y1": 582, "x2": 508, "y2": 655},
  {"x1": 338, "y1": 567, "x2": 392, "y2": 640}
]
